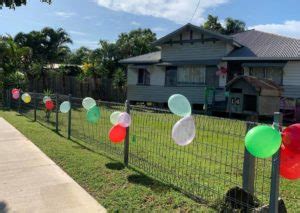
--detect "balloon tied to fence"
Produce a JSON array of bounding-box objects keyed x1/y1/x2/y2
[
  {"x1": 245, "y1": 123, "x2": 300, "y2": 180},
  {"x1": 109, "y1": 111, "x2": 131, "y2": 144},
  {"x1": 168, "y1": 94, "x2": 196, "y2": 146},
  {"x1": 82, "y1": 97, "x2": 101, "y2": 123},
  {"x1": 21, "y1": 93, "x2": 31, "y2": 104},
  {"x1": 12, "y1": 88, "x2": 20, "y2": 100}
]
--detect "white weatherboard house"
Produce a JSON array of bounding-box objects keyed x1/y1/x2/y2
[{"x1": 120, "y1": 23, "x2": 300, "y2": 112}]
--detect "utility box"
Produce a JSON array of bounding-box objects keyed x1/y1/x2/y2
[{"x1": 226, "y1": 76, "x2": 283, "y2": 116}]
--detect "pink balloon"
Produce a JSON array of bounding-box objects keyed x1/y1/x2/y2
[
  {"x1": 12, "y1": 92, "x2": 20, "y2": 100},
  {"x1": 118, "y1": 112, "x2": 131, "y2": 128}
]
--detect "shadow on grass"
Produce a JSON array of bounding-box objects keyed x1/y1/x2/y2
[
  {"x1": 105, "y1": 162, "x2": 125, "y2": 171},
  {"x1": 0, "y1": 201, "x2": 8, "y2": 213},
  {"x1": 127, "y1": 174, "x2": 171, "y2": 194}
]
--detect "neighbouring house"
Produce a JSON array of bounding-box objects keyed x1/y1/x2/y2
[{"x1": 120, "y1": 23, "x2": 300, "y2": 115}]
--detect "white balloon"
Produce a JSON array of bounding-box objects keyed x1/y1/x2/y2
[
  {"x1": 110, "y1": 111, "x2": 121, "y2": 125},
  {"x1": 43, "y1": 96, "x2": 51, "y2": 104},
  {"x1": 118, "y1": 112, "x2": 131, "y2": 128},
  {"x1": 82, "y1": 97, "x2": 96, "y2": 110},
  {"x1": 172, "y1": 116, "x2": 196, "y2": 146}
]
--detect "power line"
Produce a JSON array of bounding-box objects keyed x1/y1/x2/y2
[{"x1": 190, "y1": 0, "x2": 201, "y2": 23}]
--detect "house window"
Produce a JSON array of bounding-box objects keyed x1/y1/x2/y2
[
  {"x1": 177, "y1": 66, "x2": 206, "y2": 86},
  {"x1": 165, "y1": 66, "x2": 177, "y2": 86},
  {"x1": 249, "y1": 67, "x2": 283, "y2": 85},
  {"x1": 137, "y1": 68, "x2": 150, "y2": 85}
]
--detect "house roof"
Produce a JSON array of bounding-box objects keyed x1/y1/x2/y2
[
  {"x1": 119, "y1": 51, "x2": 161, "y2": 64},
  {"x1": 226, "y1": 76, "x2": 283, "y2": 93},
  {"x1": 224, "y1": 30, "x2": 300, "y2": 60},
  {"x1": 120, "y1": 25, "x2": 300, "y2": 64},
  {"x1": 152, "y1": 23, "x2": 241, "y2": 47}
]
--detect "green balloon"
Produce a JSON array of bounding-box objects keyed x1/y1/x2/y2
[
  {"x1": 168, "y1": 94, "x2": 191, "y2": 117},
  {"x1": 245, "y1": 125, "x2": 282, "y2": 159},
  {"x1": 86, "y1": 106, "x2": 100, "y2": 124}
]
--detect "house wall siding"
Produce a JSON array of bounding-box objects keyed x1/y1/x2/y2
[
  {"x1": 283, "y1": 61, "x2": 300, "y2": 98},
  {"x1": 161, "y1": 41, "x2": 228, "y2": 61},
  {"x1": 127, "y1": 85, "x2": 213, "y2": 104},
  {"x1": 127, "y1": 65, "x2": 165, "y2": 86}
]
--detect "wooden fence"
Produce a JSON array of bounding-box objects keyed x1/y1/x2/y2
[{"x1": 27, "y1": 76, "x2": 127, "y2": 103}]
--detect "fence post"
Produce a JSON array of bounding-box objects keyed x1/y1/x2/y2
[
  {"x1": 5, "y1": 89, "x2": 9, "y2": 108},
  {"x1": 124, "y1": 100, "x2": 130, "y2": 166},
  {"x1": 18, "y1": 91, "x2": 21, "y2": 114},
  {"x1": 269, "y1": 112, "x2": 282, "y2": 213},
  {"x1": 67, "y1": 94, "x2": 72, "y2": 140},
  {"x1": 242, "y1": 122, "x2": 256, "y2": 194},
  {"x1": 33, "y1": 92, "x2": 37, "y2": 122},
  {"x1": 55, "y1": 93, "x2": 59, "y2": 133}
]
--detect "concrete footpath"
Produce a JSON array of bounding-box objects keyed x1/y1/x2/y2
[{"x1": 0, "y1": 117, "x2": 106, "y2": 213}]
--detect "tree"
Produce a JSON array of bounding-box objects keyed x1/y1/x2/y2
[
  {"x1": 224, "y1": 18, "x2": 246, "y2": 35},
  {"x1": 14, "y1": 27, "x2": 73, "y2": 87},
  {"x1": 0, "y1": 36, "x2": 32, "y2": 89},
  {"x1": 202, "y1": 15, "x2": 224, "y2": 34},
  {"x1": 0, "y1": 0, "x2": 51, "y2": 9},
  {"x1": 116, "y1": 28, "x2": 158, "y2": 59},
  {"x1": 202, "y1": 14, "x2": 246, "y2": 35},
  {"x1": 41, "y1": 27, "x2": 73, "y2": 64},
  {"x1": 68, "y1": 47, "x2": 92, "y2": 65},
  {"x1": 113, "y1": 68, "x2": 126, "y2": 88}
]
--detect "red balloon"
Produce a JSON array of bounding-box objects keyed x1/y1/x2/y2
[
  {"x1": 45, "y1": 100, "x2": 55, "y2": 111},
  {"x1": 282, "y1": 124, "x2": 300, "y2": 154},
  {"x1": 280, "y1": 145, "x2": 300, "y2": 180},
  {"x1": 109, "y1": 124, "x2": 126, "y2": 144},
  {"x1": 11, "y1": 88, "x2": 19, "y2": 95}
]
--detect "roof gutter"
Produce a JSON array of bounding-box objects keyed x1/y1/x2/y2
[{"x1": 223, "y1": 57, "x2": 300, "y2": 61}]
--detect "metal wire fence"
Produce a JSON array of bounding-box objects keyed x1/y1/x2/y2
[{"x1": 3, "y1": 91, "x2": 299, "y2": 212}]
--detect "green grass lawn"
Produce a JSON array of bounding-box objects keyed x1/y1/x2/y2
[
  {"x1": 0, "y1": 109, "x2": 214, "y2": 212},
  {"x1": 5, "y1": 97, "x2": 300, "y2": 211}
]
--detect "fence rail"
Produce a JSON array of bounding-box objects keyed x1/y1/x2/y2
[{"x1": 2, "y1": 90, "x2": 299, "y2": 212}]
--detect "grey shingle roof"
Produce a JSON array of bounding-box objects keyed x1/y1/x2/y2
[
  {"x1": 119, "y1": 51, "x2": 161, "y2": 64},
  {"x1": 226, "y1": 30, "x2": 300, "y2": 59}
]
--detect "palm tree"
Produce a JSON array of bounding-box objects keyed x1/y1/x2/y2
[
  {"x1": 0, "y1": 36, "x2": 32, "y2": 89},
  {"x1": 14, "y1": 28, "x2": 73, "y2": 89}
]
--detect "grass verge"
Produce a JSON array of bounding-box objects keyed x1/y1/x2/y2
[{"x1": 0, "y1": 110, "x2": 215, "y2": 212}]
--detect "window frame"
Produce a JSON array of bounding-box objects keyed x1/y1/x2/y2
[
  {"x1": 165, "y1": 65, "x2": 206, "y2": 87},
  {"x1": 137, "y1": 68, "x2": 150, "y2": 86},
  {"x1": 249, "y1": 67, "x2": 283, "y2": 85}
]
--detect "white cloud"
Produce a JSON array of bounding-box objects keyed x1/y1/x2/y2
[
  {"x1": 250, "y1": 20, "x2": 300, "y2": 39},
  {"x1": 152, "y1": 27, "x2": 166, "y2": 32},
  {"x1": 69, "y1": 30, "x2": 87, "y2": 36},
  {"x1": 55, "y1": 11, "x2": 76, "y2": 18},
  {"x1": 95, "y1": 0, "x2": 229, "y2": 24},
  {"x1": 131, "y1": 21, "x2": 141, "y2": 26},
  {"x1": 83, "y1": 16, "x2": 96, "y2": 20},
  {"x1": 74, "y1": 40, "x2": 99, "y2": 49}
]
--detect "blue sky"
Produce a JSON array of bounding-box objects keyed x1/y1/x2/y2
[{"x1": 1, "y1": 0, "x2": 300, "y2": 50}]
